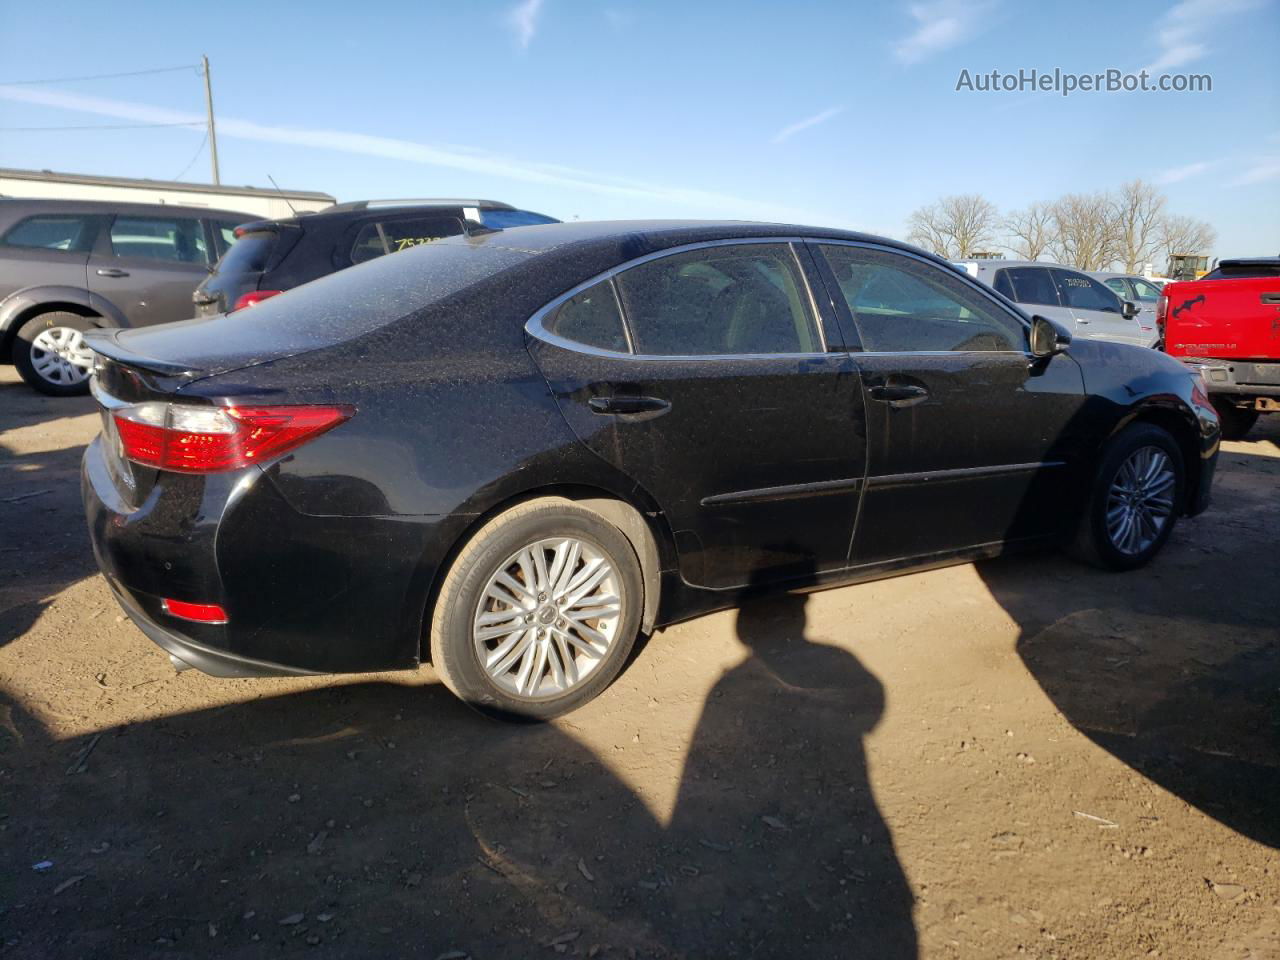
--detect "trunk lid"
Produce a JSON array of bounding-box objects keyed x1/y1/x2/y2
[{"x1": 1164, "y1": 276, "x2": 1280, "y2": 360}]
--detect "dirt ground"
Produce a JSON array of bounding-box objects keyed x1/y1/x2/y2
[{"x1": 1, "y1": 363, "x2": 1277, "y2": 960}]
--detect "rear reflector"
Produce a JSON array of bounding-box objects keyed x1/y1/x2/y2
[
  {"x1": 233, "y1": 290, "x2": 283, "y2": 311},
  {"x1": 113, "y1": 403, "x2": 353, "y2": 473},
  {"x1": 162, "y1": 598, "x2": 229, "y2": 624}
]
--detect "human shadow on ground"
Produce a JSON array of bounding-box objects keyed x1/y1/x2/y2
[
  {"x1": 979, "y1": 422, "x2": 1280, "y2": 849},
  {"x1": 2, "y1": 574, "x2": 916, "y2": 958}
]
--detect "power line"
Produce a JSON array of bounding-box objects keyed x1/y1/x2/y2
[
  {"x1": 0, "y1": 64, "x2": 199, "y2": 86},
  {"x1": 0, "y1": 121, "x2": 204, "y2": 131},
  {"x1": 172, "y1": 132, "x2": 210, "y2": 181}
]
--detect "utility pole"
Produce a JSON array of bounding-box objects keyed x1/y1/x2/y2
[{"x1": 201, "y1": 55, "x2": 220, "y2": 185}]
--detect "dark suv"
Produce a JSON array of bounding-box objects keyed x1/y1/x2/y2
[
  {"x1": 192, "y1": 199, "x2": 559, "y2": 317},
  {"x1": 0, "y1": 198, "x2": 255, "y2": 395}
]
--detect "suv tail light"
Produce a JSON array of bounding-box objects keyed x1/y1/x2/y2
[
  {"x1": 1156, "y1": 293, "x2": 1168, "y2": 334},
  {"x1": 112, "y1": 402, "x2": 353, "y2": 473},
  {"x1": 233, "y1": 290, "x2": 283, "y2": 311}
]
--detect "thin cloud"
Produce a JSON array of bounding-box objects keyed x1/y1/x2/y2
[
  {"x1": 1231, "y1": 156, "x2": 1280, "y2": 186},
  {"x1": 0, "y1": 84, "x2": 827, "y2": 224},
  {"x1": 1156, "y1": 160, "x2": 1215, "y2": 184},
  {"x1": 506, "y1": 0, "x2": 545, "y2": 49},
  {"x1": 892, "y1": 0, "x2": 997, "y2": 65},
  {"x1": 771, "y1": 106, "x2": 845, "y2": 144},
  {"x1": 1143, "y1": 0, "x2": 1260, "y2": 72}
]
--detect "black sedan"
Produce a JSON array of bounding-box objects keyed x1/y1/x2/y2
[{"x1": 82, "y1": 221, "x2": 1220, "y2": 718}]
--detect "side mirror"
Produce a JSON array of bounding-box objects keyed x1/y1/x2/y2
[
  {"x1": 1029, "y1": 314, "x2": 1071, "y2": 359},
  {"x1": 1121, "y1": 299, "x2": 1139, "y2": 320}
]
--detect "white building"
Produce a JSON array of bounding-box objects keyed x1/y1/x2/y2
[{"x1": 0, "y1": 167, "x2": 334, "y2": 220}]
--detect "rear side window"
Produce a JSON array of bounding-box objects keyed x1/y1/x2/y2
[
  {"x1": 1003, "y1": 267, "x2": 1060, "y2": 306},
  {"x1": 1053, "y1": 269, "x2": 1120, "y2": 313},
  {"x1": 614, "y1": 243, "x2": 820, "y2": 356},
  {"x1": 215, "y1": 229, "x2": 277, "y2": 275},
  {"x1": 545, "y1": 281, "x2": 629, "y2": 352},
  {"x1": 349, "y1": 217, "x2": 465, "y2": 265},
  {"x1": 2, "y1": 214, "x2": 94, "y2": 252},
  {"x1": 819, "y1": 245, "x2": 1022, "y2": 353},
  {"x1": 110, "y1": 216, "x2": 209, "y2": 264},
  {"x1": 1103, "y1": 278, "x2": 1130, "y2": 299},
  {"x1": 479, "y1": 209, "x2": 560, "y2": 229}
]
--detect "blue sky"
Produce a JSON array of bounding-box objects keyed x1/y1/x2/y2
[{"x1": 1, "y1": 0, "x2": 1277, "y2": 256}]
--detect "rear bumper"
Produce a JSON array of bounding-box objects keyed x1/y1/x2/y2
[
  {"x1": 1181, "y1": 359, "x2": 1280, "y2": 401},
  {"x1": 104, "y1": 576, "x2": 323, "y2": 678}
]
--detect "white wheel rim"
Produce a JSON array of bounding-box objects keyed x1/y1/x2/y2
[
  {"x1": 30, "y1": 326, "x2": 94, "y2": 386},
  {"x1": 1105, "y1": 446, "x2": 1176, "y2": 556},
  {"x1": 473, "y1": 537, "x2": 623, "y2": 700}
]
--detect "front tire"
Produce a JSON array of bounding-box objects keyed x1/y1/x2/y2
[
  {"x1": 429, "y1": 498, "x2": 643, "y2": 720},
  {"x1": 13, "y1": 312, "x2": 97, "y2": 396},
  {"x1": 1069, "y1": 423, "x2": 1184, "y2": 571}
]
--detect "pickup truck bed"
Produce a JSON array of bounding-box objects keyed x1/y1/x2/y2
[{"x1": 1161, "y1": 258, "x2": 1280, "y2": 439}]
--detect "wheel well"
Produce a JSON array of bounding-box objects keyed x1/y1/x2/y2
[
  {"x1": 1, "y1": 302, "x2": 103, "y2": 360},
  {"x1": 420, "y1": 485, "x2": 675, "y2": 662},
  {"x1": 1122, "y1": 405, "x2": 1202, "y2": 513}
]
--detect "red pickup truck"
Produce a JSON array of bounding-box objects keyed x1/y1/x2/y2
[{"x1": 1160, "y1": 257, "x2": 1280, "y2": 439}]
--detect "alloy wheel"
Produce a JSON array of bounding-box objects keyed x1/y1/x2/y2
[
  {"x1": 31, "y1": 327, "x2": 94, "y2": 386},
  {"x1": 473, "y1": 537, "x2": 622, "y2": 700},
  {"x1": 1105, "y1": 446, "x2": 1176, "y2": 556}
]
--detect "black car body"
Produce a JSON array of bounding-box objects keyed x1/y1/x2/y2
[
  {"x1": 192, "y1": 199, "x2": 559, "y2": 316},
  {"x1": 83, "y1": 221, "x2": 1220, "y2": 717},
  {"x1": 0, "y1": 198, "x2": 255, "y2": 394}
]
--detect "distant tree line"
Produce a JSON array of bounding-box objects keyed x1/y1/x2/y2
[{"x1": 905, "y1": 181, "x2": 1217, "y2": 273}]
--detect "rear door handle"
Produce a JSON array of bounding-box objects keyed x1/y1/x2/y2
[
  {"x1": 868, "y1": 383, "x2": 929, "y2": 408},
  {"x1": 96, "y1": 268, "x2": 129, "y2": 278},
  {"x1": 588, "y1": 395, "x2": 671, "y2": 415}
]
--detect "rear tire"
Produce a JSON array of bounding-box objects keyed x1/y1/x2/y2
[
  {"x1": 429, "y1": 498, "x2": 643, "y2": 720},
  {"x1": 14, "y1": 312, "x2": 97, "y2": 396},
  {"x1": 1069, "y1": 423, "x2": 1185, "y2": 571},
  {"x1": 1213, "y1": 400, "x2": 1259, "y2": 441}
]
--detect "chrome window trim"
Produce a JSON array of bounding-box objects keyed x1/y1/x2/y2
[{"x1": 525, "y1": 237, "x2": 832, "y2": 361}]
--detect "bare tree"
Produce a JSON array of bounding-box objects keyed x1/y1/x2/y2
[
  {"x1": 906, "y1": 194, "x2": 999, "y2": 259},
  {"x1": 1003, "y1": 203, "x2": 1055, "y2": 261},
  {"x1": 1112, "y1": 180, "x2": 1167, "y2": 273},
  {"x1": 1159, "y1": 214, "x2": 1217, "y2": 263},
  {"x1": 1048, "y1": 192, "x2": 1120, "y2": 271}
]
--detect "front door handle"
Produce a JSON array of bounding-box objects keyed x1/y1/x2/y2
[
  {"x1": 868, "y1": 383, "x2": 928, "y2": 407},
  {"x1": 588, "y1": 395, "x2": 671, "y2": 416},
  {"x1": 96, "y1": 268, "x2": 129, "y2": 278},
  {"x1": 1075, "y1": 318, "x2": 1091, "y2": 324}
]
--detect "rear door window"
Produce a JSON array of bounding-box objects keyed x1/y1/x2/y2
[
  {"x1": 212, "y1": 219, "x2": 247, "y2": 257},
  {"x1": 1052, "y1": 269, "x2": 1120, "y2": 313},
  {"x1": 1103, "y1": 278, "x2": 1131, "y2": 299},
  {"x1": 2, "y1": 214, "x2": 95, "y2": 252},
  {"x1": 1129, "y1": 278, "x2": 1162, "y2": 302},
  {"x1": 992, "y1": 269, "x2": 1015, "y2": 300},
  {"x1": 613, "y1": 243, "x2": 821, "y2": 356},
  {"x1": 349, "y1": 216, "x2": 465, "y2": 265},
  {"x1": 109, "y1": 216, "x2": 209, "y2": 264},
  {"x1": 1004, "y1": 267, "x2": 1061, "y2": 307}
]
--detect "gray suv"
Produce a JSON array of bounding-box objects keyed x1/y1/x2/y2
[
  {"x1": 954, "y1": 260, "x2": 1155, "y2": 349},
  {"x1": 0, "y1": 198, "x2": 253, "y2": 395}
]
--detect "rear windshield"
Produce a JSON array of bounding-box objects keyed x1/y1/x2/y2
[
  {"x1": 122, "y1": 239, "x2": 536, "y2": 373},
  {"x1": 1203, "y1": 263, "x2": 1280, "y2": 280},
  {"x1": 215, "y1": 229, "x2": 278, "y2": 275},
  {"x1": 480, "y1": 209, "x2": 560, "y2": 229}
]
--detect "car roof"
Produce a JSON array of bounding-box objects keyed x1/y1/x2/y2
[
  {"x1": 0, "y1": 196, "x2": 257, "y2": 220},
  {"x1": 430, "y1": 219, "x2": 937, "y2": 261},
  {"x1": 236, "y1": 199, "x2": 521, "y2": 232},
  {"x1": 1219, "y1": 257, "x2": 1280, "y2": 267}
]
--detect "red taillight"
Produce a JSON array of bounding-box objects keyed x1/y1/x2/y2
[
  {"x1": 1156, "y1": 294, "x2": 1168, "y2": 332},
  {"x1": 232, "y1": 290, "x2": 283, "y2": 311},
  {"x1": 113, "y1": 403, "x2": 353, "y2": 473},
  {"x1": 163, "y1": 599, "x2": 229, "y2": 624}
]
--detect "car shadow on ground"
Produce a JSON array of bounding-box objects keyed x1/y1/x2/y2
[
  {"x1": 0, "y1": 382, "x2": 99, "y2": 651},
  {"x1": 979, "y1": 423, "x2": 1280, "y2": 850},
  {"x1": 1, "y1": 584, "x2": 917, "y2": 958}
]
